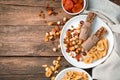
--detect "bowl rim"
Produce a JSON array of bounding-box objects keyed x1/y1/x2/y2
[
  {"x1": 55, "y1": 67, "x2": 92, "y2": 80},
  {"x1": 61, "y1": 0, "x2": 87, "y2": 15}
]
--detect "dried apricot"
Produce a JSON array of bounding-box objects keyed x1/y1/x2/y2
[
  {"x1": 72, "y1": 0, "x2": 78, "y2": 3},
  {"x1": 64, "y1": 0, "x2": 74, "y2": 11},
  {"x1": 62, "y1": 0, "x2": 66, "y2": 5},
  {"x1": 72, "y1": 3, "x2": 83, "y2": 13},
  {"x1": 78, "y1": 0, "x2": 84, "y2": 4}
]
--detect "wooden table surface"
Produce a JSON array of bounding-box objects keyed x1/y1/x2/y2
[{"x1": 0, "y1": 0, "x2": 120, "y2": 80}]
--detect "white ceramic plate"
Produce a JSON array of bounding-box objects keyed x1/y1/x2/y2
[
  {"x1": 55, "y1": 67, "x2": 92, "y2": 80},
  {"x1": 60, "y1": 15, "x2": 114, "y2": 69}
]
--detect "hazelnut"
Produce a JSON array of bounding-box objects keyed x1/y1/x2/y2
[
  {"x1": 74, "y1": 45, "x2": 78, "y2": 49},
  {"x1": 69, "y1": 47, "x2": 75, "y2": 51},
  {"x1": 72, "y1": 41, "x2": 76, "y2": 45}
]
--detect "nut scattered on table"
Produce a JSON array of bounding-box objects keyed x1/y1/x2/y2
[
  {"x1": 42, "y1": 56, "x2": 61, "y2": 79},
  {"x1": 57, "y1": 44, "x2": 61, "y2": 49},
  {"x1": 53, "y1": 48, "x2": 57, "y2": 52},
  {"x1": 48, "y1": 21, "x2": 54, "y2": 26},
  {"x1": 63, "y1": 17, "x2": 67, "y2": 22},
  {"x1": 42, "y1": 64, "x2": 48, "y2": 68}
]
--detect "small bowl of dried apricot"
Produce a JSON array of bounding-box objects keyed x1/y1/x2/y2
[{"x1": 62, "y1": 0, "x2": 87, "y2": 15}]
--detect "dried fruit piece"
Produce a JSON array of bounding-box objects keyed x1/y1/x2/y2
[
  {"x1": 75, "y1": 54, "x2": 81, "y2": 61},
  {"x1": 72, "y1": 3, "x2": 83, "y2": 13},
  {"x1": 64, "y1": 0, "x2": 74, "y2": 11},
  {"x1": 72, "y1": 0, "x2": 78, "y2": 3},
  {"x1": 54, "y1": 26, "x2": 60, "y2": 32},
  {"x1": 48, "y1": 10, "x2": 53, "y2": 16}
]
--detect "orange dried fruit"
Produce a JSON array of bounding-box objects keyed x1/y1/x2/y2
[
  {"x1": 62, "y1": 0, "x2": 66, "y2": 5},
  {"x1": 72, "y1": 0, "x2": 78, "y2": 3},
  {"x1": 78, "y1": 0, "x2": 84, "y2": 4},
  {"x1": 72, "y1": 3, "x2": 83, "y2": 13},
  {"x1": 64, "y1": 0, "x2": 74, "y2": 11},
  {"x1": 75, "y1": 54, "x2": 81, "y2": 61}
]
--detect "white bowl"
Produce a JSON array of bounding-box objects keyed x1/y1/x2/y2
[
  {"x1": 60, "y1": 15, "x2": 114, "y2": 68},
  {"x1": 61, "y1": 0, "x2": 87, "y2": 15},
  {"x1": 55, "y1": 67, "x2": 92, "y2": 80}
]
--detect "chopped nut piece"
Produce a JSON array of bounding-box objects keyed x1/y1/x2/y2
[
  {"x1": 42, "y1": 64, "x2": 48, "y2": 68},
  {"x1": 56, "y1": 32, "x2": 60, "y2": 36},
  {"x1": 57, "y1": 45, "x2": 61, "y2": 49},
  {"x1": 48, "y1": 10, "x2": 53, "y2": 16},
  {"x1": 46, "y1": 32, "x2": 49, "y2": 36},
  {"x1": 48, "y1": 22, "x2": 54, "y2": 26},
  {"x1": 51, "y1": 76, "x2": 55, "y2": 80},
  {"x1": 75, "y1": 45, "x2": 78, "y2": 49},
  {"x1": 45, "y1": 36, "x2": 49, "y2": 42},
  {"x1": 45, "y1": 67, "x2": 50, "y2": 71},
  {"x1": 54, "y1": 64, "x2": 60, "y2": 70},
  {"x1": 63, "y1": 17, "x2": 67, "y2": 22},
  {"x1": 57, "y1": 21, "x2": 61, "y2": 25},
  {"x1": 54, "y1": 26, "x2": 60, "y2": 31},
  {"x1": 50, "y1": 66, "x2": 55, "y2": 71},
  {"x1": 49, "y1": 32, "x2": 53, "y2": 36},
  {"x1": 53, "y1": 48, "x2": 57, "y2": 52},
  {"x1": 53, "y1": 60, "x2": 58, "y2": 65},
  {"x1": 54, "y1": 70, "x2": 58, "y2": 74},
  {"x1": 45, "y1": 69, "x2": 52, "y2": 77},
  {"x1": 57, "y1": 56, "x2": 61, "y2": 61},
  {"x1": 72, "y1": 41, "x2": 76, "y2": 45},
  {"x1": 49, "y1": 36, "x2": 54, "y2": 40}
]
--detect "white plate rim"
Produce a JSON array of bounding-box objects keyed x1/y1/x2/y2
[{"x1": 60, "y1": 15, "x2": 114, "y2": 69}]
